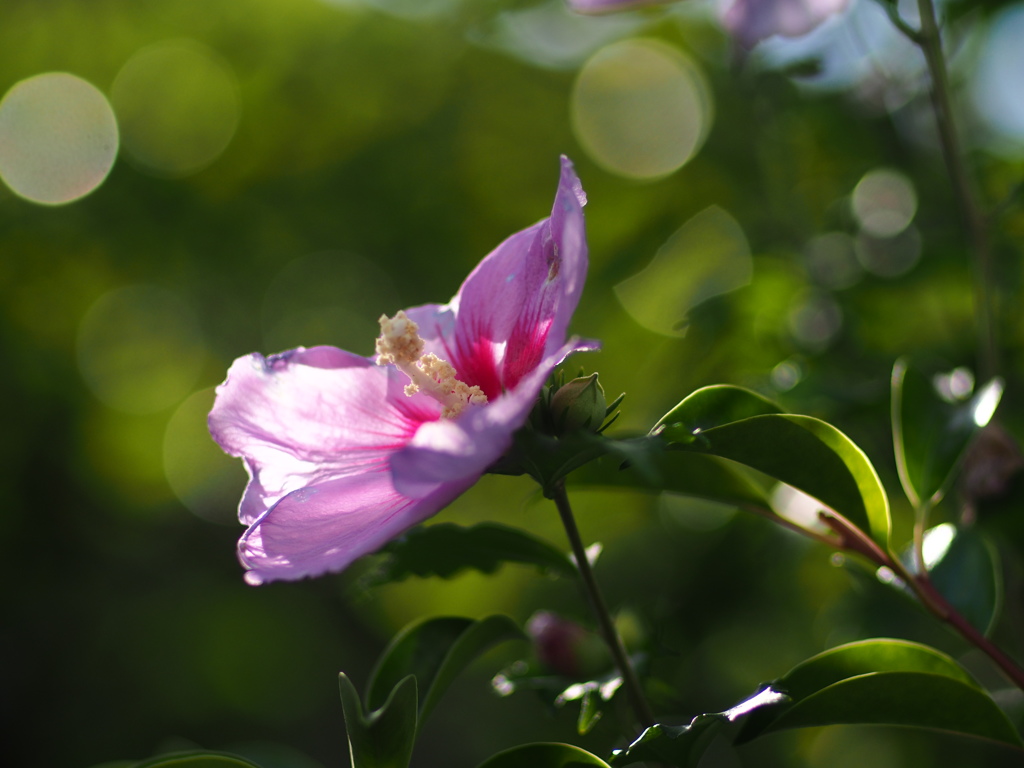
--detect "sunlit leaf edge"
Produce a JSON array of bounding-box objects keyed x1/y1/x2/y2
[{"x1": 476, "y1": 742, "x2": 612, "y2": 768}]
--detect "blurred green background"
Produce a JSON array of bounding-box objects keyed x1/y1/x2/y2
[{"x1": 6, "y1": 0, "x2": 1024, "y2": 766}]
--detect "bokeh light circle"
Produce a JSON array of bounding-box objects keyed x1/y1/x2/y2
[
  {"x1": 851, "y1": 168, "x2": 917, "y2": 237},
  {"x1": 111, "y1": 39, "x2": 241, "y2": 177},
  {"x1": 77, "y1": 284, "x2": 207, "y2": 414},
  {"x1": 0, "y1": 72, "x2": 118, "y2": 205},
  {"x1": 855, "y1": 226, "x2": 922, "y2": 278},
  {"x1": 571, "y1": 38, "x2": 712, "y2": 180},
  {"x1": 804, "y1": 232, "x2": 862, "y2": 290},
  {"x1": 164, "y1": 388, "x2": 246, "y2": 525},
  {"x1": 788, "y1": 290, "x2": 842, "y2": 351}
]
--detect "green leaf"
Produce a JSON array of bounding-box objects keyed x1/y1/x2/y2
[
  {"x1": 684, "y1": 414, "x2": 889, "y2": 548},
  {"x1": 130, "y1": 753, "x2": 264, "y2": 768},
  {"x1": 653, "y1": 386, "x2": 889, "y2": 547},
  {"x1": 892, "y1": 359, "x2": 1003, "y2": 508},
  {"x1": 505, "y1": 429, "x2": 630, "y2": 495},
  {"x1": 611, "y1": 719, "x2": 723, "y2": 767},
  {"x1": 767, "y1": 672, "x2": 1021, "y2": 746},
  {"x1": 737, "y1": 639, "x2": 1022, "y2": 749},
  {"x1": 906, "y1": 524, "x2": 1002, "y2": 635},
  {"x1": 491, "y1": 658, "x2": 627, "y2": 735},
  {"x1": 367, "y1": 615, "x2": 525, "y2": 723},
  {"x1": 365, "y1": 522, "x2": 575, "y2": 585},
  {"x1": 653, "y1": 385, "x2": 784, "y2": 440},
  {"x1": 577, "y1": 688, "x2": 603, "y2": 734},
  {"x1": 476, "y1": 743, "x2": 612, "y2": 768},
  {"x1": 339, "y1": 673, "x2": 418, "y2": 768},
  {"x1": 610, "y1": 687, "x2": 788, "y2": 767},
  {"x1": 568, "y1": 441, "x2": 768, "y2": 508}
]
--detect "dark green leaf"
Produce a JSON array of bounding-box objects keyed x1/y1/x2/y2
[
  {"x1": 367, "y1": 615, "x2": 526, "y2": 723},
  {"x1": 365, "y1": 522, "x2": 575, "y2": 586},
  {"x1": 908, "y1": 524, "x2": 1002, "y2": 635},
  {"x1": 610, "y1": 687, "x2": 788, "y2": 767},
  {"x1": 476, "y1": 743, "x2": 612, "y2": 768},
  {"x1": 339, "y1": 673, "x2": 418, "y2": 768},
  {"x1": 568, "y1": 439, "x2": 768, "y2": 508},
  {"x1": 505, "y1": 429, "x2": 632, "y2": 495},
  {"x1": 492, "y1": 659, "x2": 629, "y2": 736},
  {"x1": 767, "y1": 672, "x2": 1021, "y2": 746},
  {"x1": 610, "y1": 718, "x2": 723, "y2": 767},
  {"x1": 130, "y1": 754, "x2": 264, "y2": 768},
  {"x1": 680, "y1": 414, "x2": 890, "y2": 548},
  {"x1": 892, "y1": 359, "x2": 1004, "y2": 508},
  {"x1": 737, "y1": 638, "x2": 1022, "y2": 749},
  {"x1": 653, "y1": 386, "x2": 889, "y2": 546}
]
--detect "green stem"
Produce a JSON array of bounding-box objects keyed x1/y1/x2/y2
[
  {"x1": 915, "y1": 0, "x2": 998, "y2": 379},
  {"x1": 550, "y1": 481, "x2": 656, "y2": 729},
  {"x1": 886, "y1": 552, "x2": 1024, "y2": 691}
]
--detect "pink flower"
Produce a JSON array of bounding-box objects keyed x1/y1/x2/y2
[
  {"x1": 720, "y1": 0, "x2": 849, "y2": 47},
  {"x1": 209, "y1": 157, "x2": 593, "y2": 585}
]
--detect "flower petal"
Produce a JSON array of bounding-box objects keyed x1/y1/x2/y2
[
  {"x1": 239, "y1": 471, "x2": 475, "y2": 584},
  {"x1": 209, "y1": 346, "x2": 440, "y2": 524},
  {"x1": 442, "y1": 156, "x2": 589, "y2": 399}
]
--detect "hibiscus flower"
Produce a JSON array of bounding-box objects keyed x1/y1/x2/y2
[{"x1": 209, "y1": 157, "x2": 593, "y2": 584}]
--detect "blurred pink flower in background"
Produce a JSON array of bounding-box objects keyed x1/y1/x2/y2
[
  {"x1": 567, "y1": 0, "x2": 849, "y2": 46},
  {"x1": 721, "y1": 0, "x2": 849, "y2": 47}
]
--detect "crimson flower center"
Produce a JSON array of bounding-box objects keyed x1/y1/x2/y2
[{"x1": 375, "y1": 310, "x2": 488, "y2": 419}]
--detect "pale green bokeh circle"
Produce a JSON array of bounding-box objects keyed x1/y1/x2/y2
[
  {"x1": 164, "y1": 387, "x2": 246, "y2": 525},
  {"x1": 0, "y1": 72, "x2": 118, "y2": 205},
  {"x1": 111, "y1": 39, "x2": 241, "y2": 177},
  {"x1": 571, "y1": 38, "x2": 712, "y2": 180},
  {"x1": 76, "y1": 284, "x2": 207, "y2": 414}
]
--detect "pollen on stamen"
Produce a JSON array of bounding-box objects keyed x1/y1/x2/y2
[
  {"x1": 375, "y1": 311, "x2": 488, "y2": 419},
  {"x1": 375, "y1": 310, "x2": 424, "y2": 366}
]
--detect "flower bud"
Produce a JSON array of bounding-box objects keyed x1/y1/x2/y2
[
  {"x1": 526, "y1": 611, "x2": 610, "y2": 678},
  {"x1": 961, "y1": 422, "x2": 1024, "y2": 503},
  {"x1": 549, "y1": 373, "x2": 607, "y2": 435}
]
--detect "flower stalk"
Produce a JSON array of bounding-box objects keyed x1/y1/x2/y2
[{"x1": 550, "y1": 480, "x2": 656, "y2": 730}]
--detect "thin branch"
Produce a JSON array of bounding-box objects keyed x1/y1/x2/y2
[
  {"x1": 876, "y1": 0, "x2": 923, "y2": 43},
  {"x1": 915, "y1": 0, "x2": 998, "y2": 378}
]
